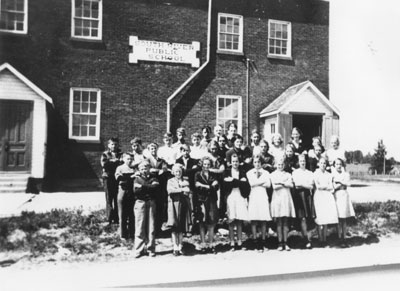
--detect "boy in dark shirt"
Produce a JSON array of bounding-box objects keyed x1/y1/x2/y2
[
  {"x1": 100, "y1": 137, "x2": 122, "y2": 224},
  {"x1": 133, "y1": 161, "x2": 160, "y2": 258},
  {"x1": 115, "y1": 153, "x2": 135, "y2": 239}
]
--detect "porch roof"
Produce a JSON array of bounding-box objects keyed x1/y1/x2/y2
[
  {"x1": 0, "y1": 63, "x2": 53, "y2": 105},
  {"x1": 259, "y1": 80, "x2": 340, "y2": 118}
]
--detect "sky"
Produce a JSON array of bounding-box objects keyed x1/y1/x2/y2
[{"x1": 329, "y1": 0, "x2": 400, "y2": 160}]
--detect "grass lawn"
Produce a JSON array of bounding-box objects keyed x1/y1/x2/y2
[{"x1": 1, "y1": 201, "x2": 399, "y2": 267}]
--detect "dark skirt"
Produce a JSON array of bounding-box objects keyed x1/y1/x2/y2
[
  {"x1": 292, "y1": 187, "x2": 315, "y2": 219},
  {"x1": 197, "y1": 197, "x2": 219, "y2": 226},
  {"x1": 166, "y1": 194, "x2": 192, "y2": 233}
]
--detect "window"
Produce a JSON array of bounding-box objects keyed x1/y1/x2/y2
[
  {"x1": 71, "y1": 0, "x2": 102, "y2": 40},
  {"x1": 217, "y1": 95, "x2": 242, "y2": 134},
  {"x1": 69, "y1": 88, "x2": 101, "y2": 141},
  {"x1": 0, "y1": 0, "x2": 27, "y2": 34},
  {"x1": 218, "y1": 13, "x2": 243, "y2": 54},
  {"x1": 270, "y1": 123, "x2": 276, "y2": 134},
  {"x1": 268, "y1": 19, "x2": 291, "y2": 59}
]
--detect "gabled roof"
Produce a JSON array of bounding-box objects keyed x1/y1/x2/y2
[
  {"x1": 0, "y1": 63, "x2": 53, "y2": 105},
  {"x1": 259, "y1": 80, "x2": 340, "y2": 118}
]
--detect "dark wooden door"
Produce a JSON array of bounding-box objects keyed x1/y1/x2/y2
[{"x1": 0, "y1": 100, "x2": 33, "y2": 172}]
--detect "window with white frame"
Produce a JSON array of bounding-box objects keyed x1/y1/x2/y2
[
  {"x1": 268, "y1": 19, "x2": 291, "y2": 59},
  {"x1": 0, "y1": 0, "x2": 27, "y2": 34},
  {"x1": 218, "y1": 13, "x2": 243, "y2": 54},
  {"x1": 71, "y1": 0, "x2": 102, "y2": 40},
  {"x1": 217, "y1": 95, "x2": 242, "y2": 134},
  {"x1": 69, "y1": 88, "x2": 101, "y2": 140},
  {"x1": 270, "y1": 123, "x2": 276, "y2": 134}
]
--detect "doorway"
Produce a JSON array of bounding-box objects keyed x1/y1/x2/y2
[
  {"x1": 292, "y1": 114, "x2": 322, "y2": 150},
  {"x1": 0, "y1": 100, "x2": 33, "y2": 172}
]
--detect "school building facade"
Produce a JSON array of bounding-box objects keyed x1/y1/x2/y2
[{"x1": 0, "y1": 0, "x2": 338, "y2": 192}]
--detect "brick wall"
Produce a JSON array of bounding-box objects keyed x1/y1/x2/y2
[{"x1": 0, "y1": 0, "x2": 328, "y2": 187}]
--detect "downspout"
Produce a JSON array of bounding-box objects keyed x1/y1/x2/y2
[{"x1": 166, "y1": 0, "x2": 212, "y2": 132}]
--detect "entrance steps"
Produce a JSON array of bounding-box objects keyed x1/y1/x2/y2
[{"x1": 0, "y1": 174, "x2": 29, "y2": 194}]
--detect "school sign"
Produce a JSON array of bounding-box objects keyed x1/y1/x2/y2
[{"x1": 129, "y1": 36, "x2": 200, "y2": 68}]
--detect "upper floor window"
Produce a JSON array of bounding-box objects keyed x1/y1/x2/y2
[
  {"x1": 217, "y1": 95, "x2": 242, "y2": 135},
  {"x1": 69, "y1": 88, "x2": 101, "y2": 141},
  {"x1": 268, "y1": 19, "x2": 292, "y2": 59},
  {"x1": 217, "y1": 13, "x2": 243, "y2": 54},
  {"x1": 0, "y1": 0, "x2": 27, "y2": 34},
  {"x1": 71, "y1": 0, "x2": 102, "y2": 40}
]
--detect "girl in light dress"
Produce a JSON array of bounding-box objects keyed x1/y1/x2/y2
[
  {"x1": 224, "y1": 154, "x2": 249, "y2": 250},
  {"x1": 292, "y1": 154, "x2": 315, "y2": 249},
  {"x1": 269, "y1": 133, "x2": 285, "y2": 162},
  {"x1": 246, "y1": 155, "x2": 272, "y2": 251},
  {"x1": 313, "y1": 157, "x2": 338, "y2": 246},
  {"x1": 325, "y1": 135, "x2": 346, "y2": 172},
  {"x1": 166, "y1": 164, "x2": 192, "y2": 256},
  {"x1": 332, "y1": 158, "x2": 355, "y2": 247},
  {"x1": 270, "y1": 157, "x2": 296, "y2": 251}
]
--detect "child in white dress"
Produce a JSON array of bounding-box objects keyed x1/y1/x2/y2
[
  {"x1": 224, "y1": 155, "x2": 249, "y2": 250},
  {"x1": 246, "y1": 156, "x2": 272, "y2": 251},
  {"x1": 270, "y1": 158, "x2": 296, "y2": 251},
  {"x1": 313, "y1": 157, "x2": 338, "y2": 246},
  {"x1": 332, "y1": 158, "x2": 355, "y2": 247}
]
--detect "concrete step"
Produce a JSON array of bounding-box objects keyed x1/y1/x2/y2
[
  {"x1": 0, "y1": 181, "x2": 27, "y2": 187},
  {"x1": 0, "y1": 186, "x2": 27, "y2": 194},
  {"x1": 0, "y1": 174, "x2": 29, "y2": 193},
  {"x1": 0, "y1": 175, "x2": 30, "y2": 181}
]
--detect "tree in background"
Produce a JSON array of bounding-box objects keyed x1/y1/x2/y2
[
  {"x1": 345, "y1": 150, "x2": 364, "y2": 164},
  {"x1": 371, "y1": 139, "x2": 394, "y2": 174}
]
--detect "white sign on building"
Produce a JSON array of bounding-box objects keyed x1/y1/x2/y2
[{"x1": 129, "y1": 36, "x2": 200, "y2": 68}]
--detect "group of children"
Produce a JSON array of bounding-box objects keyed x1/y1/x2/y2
[{"x1": 100, "y1": 123, "x2": 355, "y2": 258}]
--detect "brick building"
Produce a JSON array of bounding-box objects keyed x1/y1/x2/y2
[{"x1": 0, "y1": 0, "x2": 338, "y2": 192}]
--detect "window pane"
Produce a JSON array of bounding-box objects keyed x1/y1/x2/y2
[
  {"x1": 91, "y1": 20, "x2": 98, "y2": 29},
  {"x1": 82, "y1": 102, "x2": 89, "y2": 113},
  {"x1": 75, "y1": 19, "x2": 83, "y2": 28},
  {"x1": 81, "y1": 115, "x2": 89, "y2": 125},
  {"x1": 89, "y1": 116, "x2": 97, "y2": 125},
  {"x1": 75, "y1": 8, "x2": 82, "y2": 17},
  {"x1": 89, "y1": 126, "x2": 96, "y2": 136},
  {"x1": 73, "y1": 126, "x2": 80, "y2": 136},
  {"x1": 82, "y1": 91, "x2": 89, "y2": 102},
  {"x1": 89, "y1": 91, "x2": 97, "y2": 102},
  {"x1": 73, "y1": 90, "x2": 81, "y2": 101},
  {"x1": 220, "y1": 23, "x2": 226, "y2": 33},
  {"x1": 16, "y1": 0, "x2": 24, "y2": 11},
  {"x1": 81, "y1": 126, "x2": 88, "y2": 136},
  {"x1": 16, "y1": 22, "x2": 23, "y2": 31},
  {"x1": 89, "y1": 103, "x2": 97, "y2": 113},
  {"x1": 73, "y1": 115, "x2": 81, "y2": 126},
  {"x1": 73, "y1": 102, "x2": 80, "y2": 113}
]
